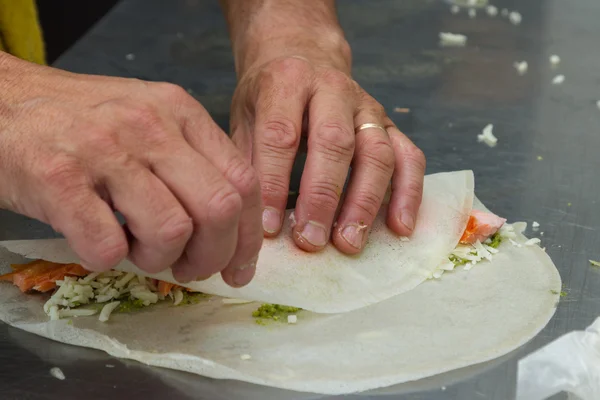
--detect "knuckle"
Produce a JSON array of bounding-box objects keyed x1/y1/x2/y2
[
  {"x1": 153, "y1": 82, "x2": 189, "y2": 100},
  {"x1": 156, "y1": 212, "x2": 193, "y2": 247},
  {"x1": 260, "y1": 171, "x2": 290, "y2": 200},
  {"x1": 121, "y1": 103, "x2": 162, "y2": 130},
  {"x1": 260, "y1": 117, "x2": 300, "y2": 151},
  {"x1": 403, "y1": 179, "x2": 424, "y2": 202},
  {"x1": 315, "y1": 122, "x2": 355, "y2": 159},
  {"x1": 349, "y1": 188, "x2": 383, "y2": 218},
  {"x1": 223, "y1": 158, "x2": 260, "y2": 199},
  {"x1": 206, "y1": 185, "x2": 243, "y2": 226},
  {"x1": 270, "y1": 57, "x2": 312, "y2": 80},
  {"x1": 359, "y1": 137, "x2": 395, "y2": 173},
  {"x1": 39, "y1": 155, "x2": 86, "y2": 190},
  {"x1": 305, "y1": 180, "x2": 341, "y2": 212},
  {"x1": 320, "y1": 69, "x2": 352, "y2": 90}
]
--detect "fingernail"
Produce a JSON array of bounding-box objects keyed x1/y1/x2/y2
[
  {"x1": 401, "y1": 212, "x2": 415, "y2": 231},
  {"x1": 262, "y1": 207, "x2": 281, "y2": 234},
  {"x1": 299, "y1": 221, "x2": 329, "y2": 247},
  {"x1": 233, "y1": 261, "x2": 256, "y2": 287},
  {"x1": 341, "y1": 224, "x2": 367, "y2": 249}
]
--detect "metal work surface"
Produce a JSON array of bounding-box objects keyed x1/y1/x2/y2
[{"x1": 1, "y1": 0, "x2": 599, "y2": 398}]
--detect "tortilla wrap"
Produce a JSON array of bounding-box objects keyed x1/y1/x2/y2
[
  {"x1": 0, "y1": 170, "x2": 474, "y2": 313},
  {"x1": 0, "y1": 171, "x2": 561, "y2": 394}
]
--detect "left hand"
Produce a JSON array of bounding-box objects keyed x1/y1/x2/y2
[{"x1": 229, "y1": 35, "x2": 426, "y2": 255}]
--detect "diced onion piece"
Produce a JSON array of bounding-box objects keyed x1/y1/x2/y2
[
  {"x1": 474, "y1": 240, "x2": 492, "y2": 261},
  {"x1": 99, "y1": 301, "x2": 121, "y2": 322},
  {"x1": 484, "y1": 244, "x2": 499, "y2": 254},
  {"x1": 552, "y1": 75, "x2": 565, "y2": 85},
  {"x1": 173, "y1": 288, "x2": 184, "y2": 306},
  {"x1": 513, "y1": 61, "x2": 528, "y2": 75},
  {"x1": 509, "y1": 11, "x2": 522, "y2": 25},
  {"x1": 549, "y1": 55, "x2": 560, "y2": 66},
  {"x1": 49, "y1": 305, "x2": 60, "y2": 321},
  {"x1": 439, "y1": 32, "x2": 467, "y2": 47},
  {"x1": 432, "y1": 269, "x2": 444, "y2": 279},
  {"x1": 486, "y1": 5, "x2": 498, "y2": 16},
  {"x1": 50, "y1": 367, "x2": 65, "y2": 380},
  {"x1": 114, "y1": 272, "x2": 136, "y2": 289},
  {"x1": 477, "y1": 124, "x2": 498, "y2": 147},
  {"x1": 80, "y1": 272, "x2": 100, "y2": 283},
  {"x1": 524, "y1": 238, "x2": 541, "y2": 246}
]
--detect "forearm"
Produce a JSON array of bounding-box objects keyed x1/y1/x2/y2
[{"x1": 219, "y1": 0, "x2": 351, "y2": 75}]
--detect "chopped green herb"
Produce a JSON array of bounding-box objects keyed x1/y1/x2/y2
[
  {"x1": 550, "y1": 290, "x2": 559, "y2": 295},
  {"x1": 560, "y1": 291, "x2": 567, "y2": 297},
  {"x1": 487, "y1": 233, "x2": 503, "y2": 249},
  {"x1": 67, "y1": 319, "x2": 73, "y2": 325},
  {"x1": 252, "y1": 304, "x2": 301, "y2": 323}
]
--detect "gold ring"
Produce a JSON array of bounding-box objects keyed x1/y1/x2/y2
[{"x1": 355, "y1": 123, "x2": 388, "y2": 135}]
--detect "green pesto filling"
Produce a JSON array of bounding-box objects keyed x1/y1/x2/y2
[
  {"x1": 487, "y1": 232, "x2": 503, "y2": 249},
  {"x1": 252, "y1": 304, "x2": 301, "y2": 324}
]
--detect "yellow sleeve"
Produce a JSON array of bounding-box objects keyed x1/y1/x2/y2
[{"x1": 0, "y1": 0, "x2": 46, "y2": 65}]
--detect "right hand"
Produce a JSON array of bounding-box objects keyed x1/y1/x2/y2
[{"x1": 0, "y1": 54, "x2": 263, "y2": 287}]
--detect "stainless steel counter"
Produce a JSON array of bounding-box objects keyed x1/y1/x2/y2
[{"x1": 1, "y1": 0, "x2": 599, "y2": 398}]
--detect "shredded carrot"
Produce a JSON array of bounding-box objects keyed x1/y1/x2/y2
[{"x1": 158, "y1": 281, "x2": 177, "y2": 296}]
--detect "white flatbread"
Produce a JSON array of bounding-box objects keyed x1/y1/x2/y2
[{"x1": 0, "y1": 171, "x2": 474, "y2": 313}]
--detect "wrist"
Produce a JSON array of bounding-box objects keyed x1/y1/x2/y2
[{"x1": 223, "y1": 0, "x2": 351, "y2": 76}]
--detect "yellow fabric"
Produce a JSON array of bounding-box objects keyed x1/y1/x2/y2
[{"x1": 0, "y1": 0, "x2": 46, "y2": 64}]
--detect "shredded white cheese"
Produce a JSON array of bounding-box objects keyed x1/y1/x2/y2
[
  {"x1": 468, "y1": 8, "x2": 476, "y2": 18},
  {"x1": 240, "y1": 354, "x2": 252, "y2": 360},
  {"x1": 477, "y1": 124, "x2": 498, "y2": 147},
  {"x1": 552, "y1": 75, "x2": 565, "y2": 85},
  {"x1": 287, "y1": 315, "x2": 298, "y2": 324},
  {"x1": 509, "y1": 11, "x2": 522, "y2": 25},
  {"x1": 400, "y1": 236, "x2": 410, "y2": 242},
  {"x1": 513, "y1": 61, "x2": 528, "y2": 75},
  {"x1": 439, "y1": 32, "x2": 467, "y2": 47},
  {"x1": 125, "y1": 53, "x2": 135, "y2": 61},
  {"x1": 549, "y1": 55, "x2": 560, "y2": 66},
  {"x1": 50, "y1": 367, "x2": 65, "y2": 380},
  {"x1": 451, "y1": 5, "x2": 460, "y2": 14},
  {"x1": 532, "y1": 221, "x2": 540, "y2": 230},
  {"x1": 486, "y1": 5, "x2": 498, "y2": 16}
]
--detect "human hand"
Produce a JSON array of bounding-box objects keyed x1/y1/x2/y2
[
  {"x1": 225, "y1": 5, "x2": 426, "y2": 254},
  {"x1": 0, "y1": 53, "x2": 262, "y2": 287}
]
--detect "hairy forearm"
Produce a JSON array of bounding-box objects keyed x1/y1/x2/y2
[{"x1": 219, "y1": 0, "x2": 351, "y2": 75}]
